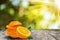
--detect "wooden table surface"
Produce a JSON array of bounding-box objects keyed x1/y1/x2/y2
[{"x1": 0, "y1": 30, "x2": 60, "y2": 40}]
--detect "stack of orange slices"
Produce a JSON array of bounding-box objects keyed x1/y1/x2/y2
[{"x1": 6, "y1": 21, "x2": 31, "y2": 38}]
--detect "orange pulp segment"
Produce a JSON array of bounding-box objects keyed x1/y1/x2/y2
[{"x1": 17, "y1": 26, "x2": 31, "y2": 38}]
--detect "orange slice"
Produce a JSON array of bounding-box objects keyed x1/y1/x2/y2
[
  {"x1": 6, "y1": 29, "x2": 18, "y2": 38},
  {"x1": 6, "y1": 21, "x2": 22, "y2": 29},
  {"x1": 17, "y1": 26, "x2": 31, "y2": 38}
]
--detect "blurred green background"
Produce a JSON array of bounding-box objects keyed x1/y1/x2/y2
[{"x1": 0, "y1": 0, "x2": 60, "y2": 30}]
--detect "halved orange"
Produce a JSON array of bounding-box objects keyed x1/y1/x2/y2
[
  {"x1": 6, "y1": 21, "x2": 22, "y2": 29},
  {"x1": 17, "y1": 26, "x2": 31, "y2": 38},
  {"x1": 6, "y1": 29, "x2": 18, "y2": 38}
]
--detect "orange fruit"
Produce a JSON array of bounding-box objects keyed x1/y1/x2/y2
[
  {"x1": 6, "y1": 21, "x2": 22, "y2": 29},
  {"x1": 17, "y1": 26, "x2": 31, "y2": 38},
  {"x1": 6, "y1": 29, "x2": 18, "y2": 38}
]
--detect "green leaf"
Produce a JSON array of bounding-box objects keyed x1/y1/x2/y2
[
  {"x1": 28, "y1": 26, "x2": 32, "y2": 31},
  {"x1": 28, "y1": 27, "x2": 33, "y2": 39},
  {"x1": 28, "y1": 35, "x2": 33, "y2": 39}
]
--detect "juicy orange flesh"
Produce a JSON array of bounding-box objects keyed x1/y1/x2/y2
[
  {"x1": 19, "y1": 27, "x2": 29, "y2": 34},
  {"x1": 17, "y1": 27, "x2": 31, "y2": 37}
]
